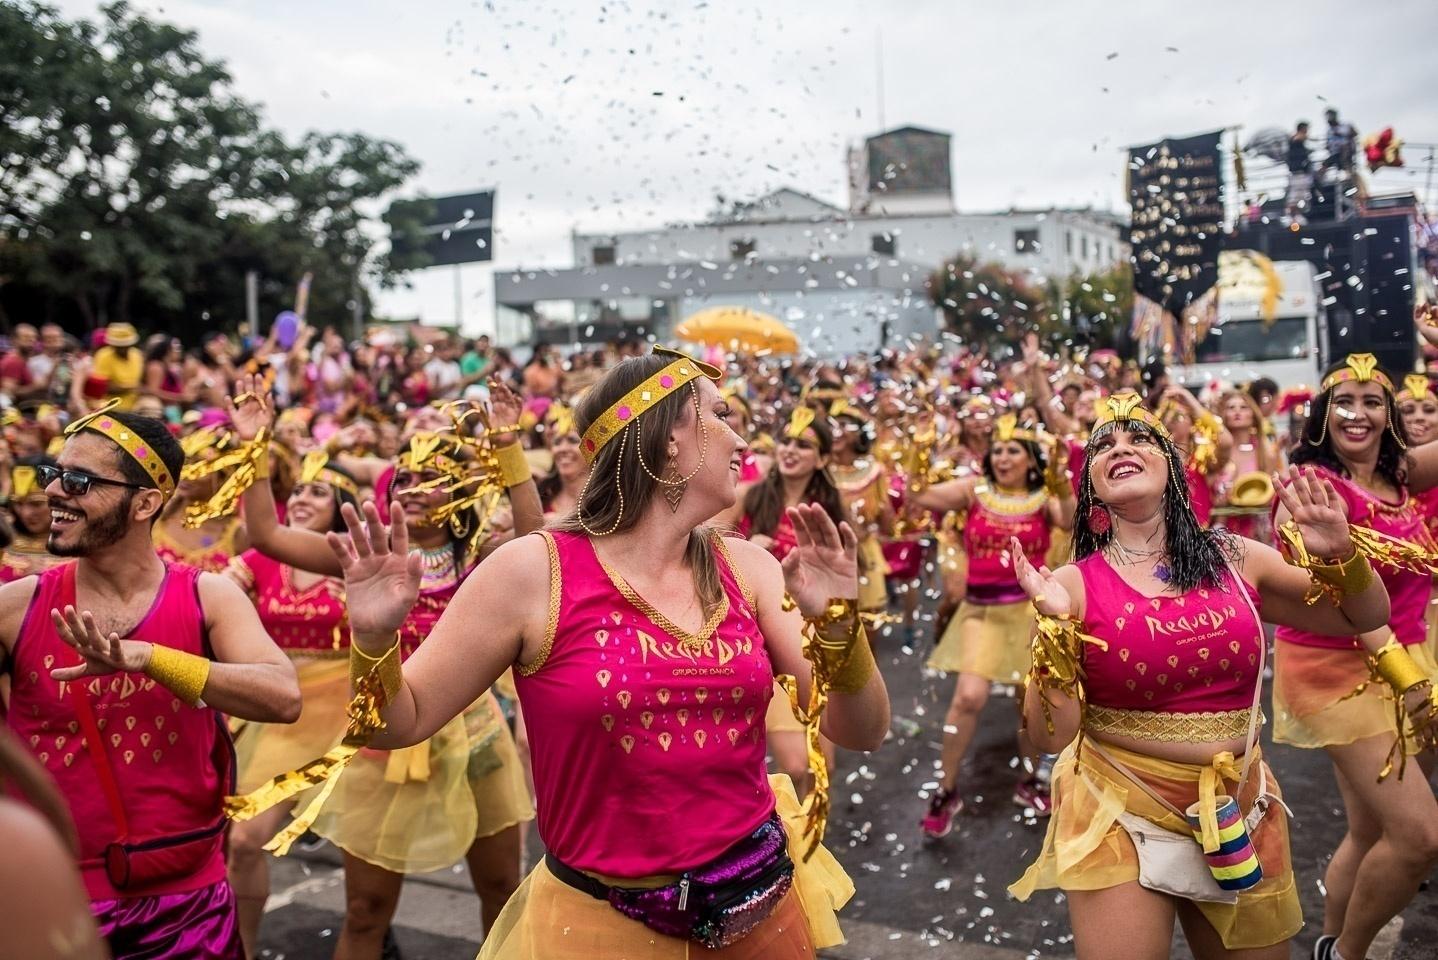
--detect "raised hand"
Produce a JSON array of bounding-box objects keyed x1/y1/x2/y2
[
  {"x1": 325, "y1": 500, "x2": 422, "y2": 645},
  {"x1": 1415, "y1": 303, "x2": 1438, "y2": 349},
  {"x1": 1011, "y1": 536, "x2": 1072, "y2": 617},
  {"x1": 48, "y1": 606, "x2": 151, "y2": 680},
  {"x1": 1275, "y1": 466, "x2": 1352, "y2": 560},
  {"x1": 227, "y1": 372, "x2": 274, "y2": 442},
  {"x1": 487, "y1": 378, "x2": 524, "y2": 447},
  {"x1": 780, "y1": 504, "x2": 859, "y2": 618}
]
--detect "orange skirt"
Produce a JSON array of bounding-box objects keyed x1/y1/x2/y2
[{"x1": 1273, "y1": 638, "x2": 1438, "y2": 750}]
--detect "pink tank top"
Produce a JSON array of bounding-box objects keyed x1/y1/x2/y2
[
  {"x1": 6, "y1": 562, "x2": 232, "y2": 899},
  {"x1": 1413, "y1": 486, "x2": 1438, "y2": 543},
  {"x1": 737, "y1": 511, "x2": 797, "y2": 561},
  {"x1": 1185, "y1": 464, "x2": 1214, "y2": 528},
  {"x1": 1275, "y1": 466, "x2": 1434, "y2": 649},
  {"x1": 963, "y1": 486, "x2": 1051, "y2": 604},
  {"x1": 231, "y1": 550, "x2": 349, "y2": 655},
  {"x1": 514, "y1": 531, "x2": 775, "y2": 877},
  {"x1": 1076, "y1": 553, "x2": 1264, "y2": 712}
]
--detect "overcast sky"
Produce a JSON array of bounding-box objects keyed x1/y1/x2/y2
[{"x1": 54, "y1": 0, "x2": 1438, "y2": 335}]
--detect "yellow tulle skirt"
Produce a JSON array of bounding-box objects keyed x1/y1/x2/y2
[
  {"x1": 475, "y1": 775, "x2": 853, "y2": 959},
  {"x1": 1273, "y1": 638, "x2": 1438, "y2": 749},
  {"x1": 234, "y1": 658, "x2": 351, "y2": 794},
  {"x1": 1010, "y1": 739, "x2": 1301, "y2": 951},
  {"x1": 766, "y1": 681, "x2": 805, "y2": 734},
  {"x1": 856, "y1": 538, "x2": 889, "y2": 613},
  {"x1": 310, "y1": 692, "x2": 534, "y2": 874},
  {"x1": 926, "y1": 599, "x2": 1034, "y2": 682}
]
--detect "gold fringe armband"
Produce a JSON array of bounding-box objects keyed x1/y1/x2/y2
[
  {"x1": 1276, "y1": 522, "x2": 1379, "y2": 606},
  {"x1": 1026, "y1": 610, "x2": 1107, "y2": 736},
  {"x1": 1344, "y1": 637, "x2": 1438, "y2": 782},
  {"x1": 224, "y1": 635, "x2": 402, "y2": 854},
  {"x1": 774, "y1": 597, "x2": 872, "y2": 862}
]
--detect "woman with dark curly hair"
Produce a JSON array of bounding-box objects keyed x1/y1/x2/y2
[
  {"x1": 1273, "y1": 354, "x2": 1438, "y2": 960},
  {"x1": 911, "y1": 415, "x2": 1075, "y2": 835},
  {"x1": 1008, "y1": 390, "x2": 1398, "y2": 960}
]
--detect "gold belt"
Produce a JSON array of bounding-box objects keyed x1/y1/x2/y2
[{"x1": 1086, "y1": 705, "x2": 1259, "y2": 743}]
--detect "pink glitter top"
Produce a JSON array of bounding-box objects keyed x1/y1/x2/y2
[
  {"x1": 7, "y1": 562, "x2": 232, "y2": 900},
  {"x1": 1275, "y1": 465, "x2": 1434, "y2": 649},
  {"x1": 963, "y1": 486, "x2": 1050, "y2": 604},
  {"x1": 736, "y1": 511, "x2": 797, "y2": 561},
  {"x1": 230, "y1": 550, "x2": 349, "y2": 655},
  {"x1": 1076, "y1": 553, "x2": 1264, "y2": 712},
  {"x1": 514, "y1": 531, "x2": 775, "y2": 877}
]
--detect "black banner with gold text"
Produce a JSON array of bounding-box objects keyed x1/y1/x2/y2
[{"x1": 1127, "y1": 131, "x2": 1224, "y2": 321}]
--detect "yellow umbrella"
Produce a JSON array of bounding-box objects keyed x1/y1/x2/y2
[{"x1": 674, "y1": 306, "x2": 800, "y2": 354}]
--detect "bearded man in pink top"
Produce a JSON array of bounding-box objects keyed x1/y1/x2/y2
[{"x1": 0, "y1": 403, "x2": 301, "y2": 960}]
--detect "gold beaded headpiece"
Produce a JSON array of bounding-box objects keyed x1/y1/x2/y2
[
  {"x1": 1321, "y1": 353, "x2": 1395, "y2": 395},
  {"x1": 1397, "y1": 374, "x2": 1436, "y2": 403},
  {"x1": 1088, "y1": 392, "x2": 1172, "y2": 444},
  {"x1": 64, "y1": 399, "x2": 177, "y2": 498},
  {"x1": 580, "y1": 348, "x2": 722, "y2": 463},
  {"x1": 11, "y1": 466, "x2": 39, "y2": 500},
  {"x1": 299, "y1": 451, "x2": 359, "y2": 499},
  {"x1": 574, "y1": 348, "x2": 723, "y2": 536}
]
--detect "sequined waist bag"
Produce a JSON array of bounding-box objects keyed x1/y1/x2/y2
[{"x1": 545, "y1": 813, "x2": 794, "y2": 948}]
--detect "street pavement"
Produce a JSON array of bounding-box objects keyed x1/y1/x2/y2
[{"x1": 256, "y1": 614, "x2": 1438, "y2": 959}]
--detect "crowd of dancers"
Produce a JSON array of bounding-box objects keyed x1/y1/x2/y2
[{"x1": 5, "y1": 315, "x2": 1438, "y2": 960}]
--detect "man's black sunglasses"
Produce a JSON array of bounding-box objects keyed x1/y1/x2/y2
[{"x1": 35, "y1": 464, "x2": 148, "y2": 497}]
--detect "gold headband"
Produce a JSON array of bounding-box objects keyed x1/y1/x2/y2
[
  {"x1": 1398, "y1": 374, "x2": 1435, "y2": 403},
  {"x1": 785, "y1": 406, "x2": 818, "y2": 441},
  {"x1": 994, "y1": 413, "x2": 1039, "y2": 444},
  {"x1": 299, "y1": 451, "x2": 359, "y2": 498},
  {"x1": 11, "y1": 466, "x2": 38, "y2": 499},
  {"x1": 65, "y1": 400, "x2": 176, "y2": 497},
  {"x1": 1090, "y1": 392, "x2": 1172, "y2": 443},
  {"x1": 1321, "y1": 353, "x2": 1395, "y2": 395},
  {"x1": 580, "y1": 349, "x2": 722, "y2": 463}
]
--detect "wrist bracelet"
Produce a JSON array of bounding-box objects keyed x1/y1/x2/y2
[
  {"x1": 1374, "y1": 637, "x2": 1430, "y2": 695},
  {"x1": 145, "y1": 644, "x2": 211, "y2": 706},
  {"x1": 350, "y1": 633, "x2": 403, "y2": 705},
  {"x1": 493, "y1": 442, "x2": 531, "y2": 488}
]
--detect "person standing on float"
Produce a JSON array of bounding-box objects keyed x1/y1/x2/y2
[{"x1": 0, "y1": 404, "x2": 301, "y2": 960}]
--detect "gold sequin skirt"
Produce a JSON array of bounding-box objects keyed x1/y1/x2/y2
[
  {"x1": 1273, "y1": 638, "x2": 1438, "y2": 749},
  {"x1": 310, "y1": 692, "x2": 534, "y2": 873},
  {"x1": 474, "y1": 775, "x2": 852, "y2": 958},
  {"x1": 926, "y1": 599, "x2": 1034, "y2": 682},
  {"x1": 1010, "y1": 739, "x2": 1300, "y2": 951},
  {"x1": 234, "y1": 658, "x2": 351, "y2": 794}
]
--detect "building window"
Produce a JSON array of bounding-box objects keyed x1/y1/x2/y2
[
  {"x1": 730, "y1": 238, "x2": 756, "y2": 260},
  {"x1": 1014, "y1": 228, "x2": 1040, "y2": 254},
  {"x1": 592, "y1": 244, "x2": 616, "y2": 266},
  {"x1": 1080, "y1": 236, "x2": 1088, "y2": 259},
  {"x1": 1065, "y1": 231, "x2": 1073, "y2": 254},
  {"x1": 871, "y1": 232, "x2": 896, "y2": 256}
]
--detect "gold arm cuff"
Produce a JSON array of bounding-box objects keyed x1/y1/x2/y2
[
  {"x1": 829, "y1": 632, "x2": 875, "y2": 694},
  {"x1": 145, "y1": 644, "x2": 211, "y2": 706},
  {"x1": 350, "y1": 634, "x2": 402, "y2": 705},
  {"x1": 254, "y1": 446, "x2": 270, "y2": 480},
  {"x1": 1308, "y1": 550, "x2": 1377, "y2": 602},
  {"x1": 494, "y1": 442, "x2": 532, "y2": 488},
  {"x1": 1374, "y1": 638, "x2": 1431, "y2": 695}
]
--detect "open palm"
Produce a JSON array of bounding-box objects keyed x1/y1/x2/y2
[
  {"x1": 1275, "y1": 467, "x2": 1352, "y2": 560},
  {"x1": 327, "y1": 501, "x2": 422, "y2": 638},
  {"x1": 781, "y1": 504, "x2": 859, "y2": 618},
  {"x1": 1011, "y1": 536, "x2": 1072, "y2": 618},
  {"x1": 227, "y1": 372, "x2": 274, "y2": 443}
]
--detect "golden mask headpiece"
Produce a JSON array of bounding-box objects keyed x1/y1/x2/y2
[
  {"x1": 580, "y1": 348, "x2": 722, "y2": 464},
  {"x1": 395, "y1": 431, "x2": 464, "y2": 477},
  {"x1": 299, "y1": 451, "x2": 359, "y2": 499},
  {"x1": 1089, "y1": 392, "x2": 1172, "y2": 444},
  {"x1": 1397, "y1": 374, "x2": 1436, "y2": 403},
  {"x1": 64, "y1": 399, "x2": 176, "y2": 498},
  {"x1": 1320, "y1": 353, "x2": 1395, "y2": 395}
]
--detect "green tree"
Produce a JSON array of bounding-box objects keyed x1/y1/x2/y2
[
  {"x1": 928, "y1": 253, "x2": 1044, "y2": 352},
  {"x1": 0, "y1": 1, "x2": 421, "y2": 336},
  {"x1": 1042, "y1": 263, "x2": 1134, "y2": 350}
]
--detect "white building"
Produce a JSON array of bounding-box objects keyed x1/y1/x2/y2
[{"x1": 496, "y1": 126, "x2": 1127, "y2": 354}]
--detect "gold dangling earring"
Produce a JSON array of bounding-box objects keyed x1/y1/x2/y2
[{"x1": 661, "y1": 447, "x2": 686, "y2": 512}]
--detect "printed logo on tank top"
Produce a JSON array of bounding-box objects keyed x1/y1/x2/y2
[
  {"x1": 637, "y1": 628, "x2": 754, "y2": 674},
  {"x1": 1138, "y1": 591, "x2": 1243, "y2": 647}
]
